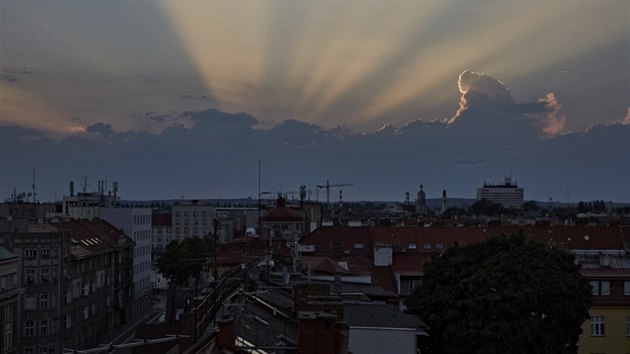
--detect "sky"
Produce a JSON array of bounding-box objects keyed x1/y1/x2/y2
[{"x1": 1, "y1": 1, "x2": 629, "y2": 202}]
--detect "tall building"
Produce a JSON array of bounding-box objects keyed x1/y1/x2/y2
[
  {"x1": 476, "y1": 177, "x2": 524, "y2": 209},
  {"x1": 100, "y1": 208, "x2": 153, "y2": 317}
]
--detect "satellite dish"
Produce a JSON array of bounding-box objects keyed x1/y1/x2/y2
[
  {"x1": 246, "y1": 228, "x2": 256, "y2": 237},
  {"x1": 584, "y1": 235, "x2": 589, "y2": 241}
]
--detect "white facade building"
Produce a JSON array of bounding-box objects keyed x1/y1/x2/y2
[
  {"x1": 100, "y1": 208, "x2": 153, "y2": 317},
  {"x1": 476, "y1": 177, "x2": 524, "y2": 209},
  {"x1": 171, "y1": 201, "x2": 214, "y2": 241},
  {"x1": 61, "y1": 181, "x2": 119, "y2": 219}
]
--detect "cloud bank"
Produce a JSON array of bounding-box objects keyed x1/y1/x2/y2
[{"x1": 1, "y1": 72, "x2": 628, "y2": 202}]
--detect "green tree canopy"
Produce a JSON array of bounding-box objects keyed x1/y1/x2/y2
[
  {"x1": 406, "y1": 234, "x2": 591, "y2": 354},
  {"x1": 156, "y1": 235, "x2": 215, "y2": 286}
]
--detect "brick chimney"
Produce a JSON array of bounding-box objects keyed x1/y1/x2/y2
[
  {"x1": 217, "y1": 314, "x2": 236, "y2": 351},
  {"x1": 298, "y1": 312, "x2": 337, "y2": 354}
]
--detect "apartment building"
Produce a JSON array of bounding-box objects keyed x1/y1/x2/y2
[
  {"x1": 0, "y1": 247, "x2": 23, "y2": 353},
  {"x1": 0, "y1": 213, "x2": 134, "y2": 353},
  {"x1": 171, "y1": 200, "x2": 214, "y2": 241},
  {"x1": 100, "y1": 208, "x2": 152, "y2": 317},
  {"x1": 476, "y1": 177, "x2": 524, "y2": 209},
  {"x1": 57, "y1": 220, "x2": 134, "y2": 350}
]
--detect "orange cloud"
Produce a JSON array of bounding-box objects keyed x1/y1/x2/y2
[
  {"x1": 68, "y1": 125, "x2": 86, "y2": 133},
  {"x1": 539, "y1": 93, "x2": 565, "y2": 136},
  {"x1": 622, "y1": 107, "x2": 630, "y2": 125}
]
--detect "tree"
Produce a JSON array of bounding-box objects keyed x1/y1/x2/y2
[
  {"x1": 522, "y1": 200, "x2": 538, "y2": 212},
  {"x1": 156, "y1": 235, "x2": 215, "y2": 286},
  {"x1": 406, "y1": 234, "x2": 591, "y2": 354},
  {"x1": 470, "y1": 199, "x2": 507, "y2": 216}
]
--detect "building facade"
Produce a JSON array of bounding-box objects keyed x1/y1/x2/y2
[
  {"x1": 101, "y1": 207, "x2": 153, "y2": 317},
  {"x1": 0, "y1": 247, "x2": 23, "y2": 354},
  {"x1": 171, "y1": 201, "x2": 214, "y2": 242},
  {"x1": 151, "y1": 210, "x2": 172, "y2": 259},
  {"x1": 0, "y1": 210, "x2": 135, "y2": 353},
  {"x1": 476, "y1": 177, "x2": 524, "y2": 208}
]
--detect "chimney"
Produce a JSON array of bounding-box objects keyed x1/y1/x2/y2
[
  {"x1": 298, "y1": 312, "x2": 337, "y2": 354},
  {"x1": 217, "y1": 314, "x2": 236, "y2": 351},
  {"x1": 277, "y1": 195, "x2": 286, "y2": 208}
]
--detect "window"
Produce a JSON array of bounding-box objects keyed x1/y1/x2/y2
[
  {"x1": 83, "y1": 307, "x2": 89, "y2": 320},
  {"x1": 601, "y1": 281, "x2": 610, "y2": 295},
  {"x1": 40, "y1": 248, "x2": 50, "y2": 257},
  {"x1": 64, "y1": 315, "x2": 71, "y2": 329},
  {"x1": 26, "y1": 268, "x2": 35, "y2": 283},
  {"x1": 423, "y1": 242, "x2": 432, "y2": 250},
  {"x1": 40, "y1": 294, "x2": 48, "y2": 309},
  {"x1": 435, "y1": 243, "x2": 445, "y2": 250},
  {"x1": 590, "y1": 281, "x2": 599, "y2": 295},
  {"x1": 625, "y1": 281, "x2": 630, "y2": 295},
  {"x1": 626, "y1": 316, "x2": 630, "y2": 337},
  {"x1": 41, "y1": 268, "x2": 49, "y2": 283},
  {"x1": 202, "y1": 211, "x2": 208, "y2": 217},
  {"x1": 40, "y1": 320, "x2": 48, "y2": 335},
  {"x1": 354, "y1": 243, "x2": 364, "y2": 249},
  {"x1": 175, "y1": 211, "x2": 180, "y2": 217},
  {"x1": 408, "y1": 243, "x2": 417, "y2": 250},
  {"x1": 25, "y1": 295, "x2": 35, "y2": 310},
  {"x1": 25, "y1": 249, "x2": 36, "y2": 258},
  {"x1": 590, "y1": 316, "x2": 605, "y2": 336},
  {"x1": 193, "y1": 211, "x2": 198, "y2": 217},
  {"x1": 25, "y1": 321, "x2": 34, "y2": 336},
  {"x1": 184, "y1": 211, "x2": 189, "y2": 217},
  {"x1": 401, "y1": 279, "x2": 420, "y2": 295}
]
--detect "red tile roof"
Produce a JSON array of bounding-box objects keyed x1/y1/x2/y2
[{"x1": 152, "y1": 212, "x2": 172, "y2": 226}]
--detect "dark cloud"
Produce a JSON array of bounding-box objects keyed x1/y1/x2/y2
[
  {"x1": 449, "y1": 70, "x2": 514, "y2": 125},
  {"x1": 85, "y1": 122, "x2": 114, "y2": 137}
]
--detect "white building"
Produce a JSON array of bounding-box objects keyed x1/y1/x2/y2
[
  {"x1": 100, "y1": 208, "x2": 153, "y2": 317},
  {"x1": 61, "y1": 181, "x2": 119, "y2": 219},
  {"x1": 476, "y1": 177, "x2": 524, "y2": 209},
  {"x1": 171, "y1": 200, "x2": 214, "y2": 241}
]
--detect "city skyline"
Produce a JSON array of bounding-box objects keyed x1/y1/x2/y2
[{"x1": 1, "y1": 1, "x2": 629, "y2": 203}]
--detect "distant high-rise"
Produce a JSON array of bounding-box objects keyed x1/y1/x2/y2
[{"x1": 477, "y1": 177, "x2": 524, "y2": 209}]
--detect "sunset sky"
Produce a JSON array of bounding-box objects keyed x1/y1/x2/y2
[
  {"x1": 1, "y1": 1, "x2": 629, "y2": 202},
  {"x1": 1, "y1": 1, "x2": 628, "y2": 136}
]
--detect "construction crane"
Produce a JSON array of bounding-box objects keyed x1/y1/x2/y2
[{"x1": 316, "y1": 180, "x2": 354, "y2": 206}]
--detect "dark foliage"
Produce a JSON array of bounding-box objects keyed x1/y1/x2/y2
[
  {"x1": 406, "y1": 234, "x2": 591, "y2": 354},
  {"x1": 156, "y1": 235, "x2": 215, "y2": 286}
]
